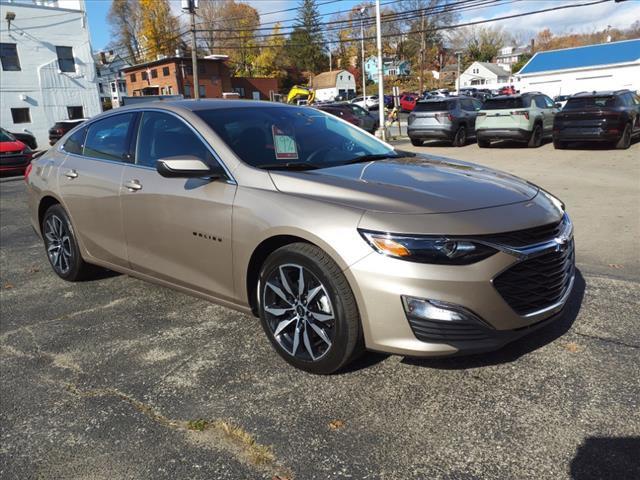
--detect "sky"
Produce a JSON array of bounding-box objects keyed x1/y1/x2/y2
[{"x1": 85, "y1": 0, "x2": 640, "y2": 52}]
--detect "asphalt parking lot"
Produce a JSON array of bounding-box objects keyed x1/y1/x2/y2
[{"x1": 1, "y1": 141, "x2": 639, "y2": 479}]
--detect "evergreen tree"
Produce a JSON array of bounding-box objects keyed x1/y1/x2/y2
[{"x1": 287, "y1": 0, "x2": 327, "y2": 73}]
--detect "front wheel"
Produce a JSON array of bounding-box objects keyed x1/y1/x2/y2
[
  {"x1": 42, "y1": 204, "x2": 95, "y2": 281},
  {"x1": 452, "y1": 125, "x2": 467, "y2": 147},
  {"x1": 258, "y1": 243, "x2": 362, "y2": 374}
]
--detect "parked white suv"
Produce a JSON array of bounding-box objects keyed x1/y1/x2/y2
[{"x1": 351, "y1": 95, "x2": 379, "y2": 110}]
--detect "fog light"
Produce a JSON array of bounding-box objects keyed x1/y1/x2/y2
[{"x1": 402, "y1": 296, "x2": 484, "y2": 324}]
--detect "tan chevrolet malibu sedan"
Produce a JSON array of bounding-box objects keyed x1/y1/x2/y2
[{"x1": 26, "y1": 100, "x2": 575, "y2": 374}]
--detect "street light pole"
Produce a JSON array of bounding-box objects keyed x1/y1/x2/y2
[
  {"x1": 455, "y1": 50, "x2": 462, "y2": 93},
  {"x1": 375, "y1": 0, "x2": 385, "y2": 141},
  {"x1": 186, "y1": 0, "x2": 199, "y2": 99},
  {"x1": 359, "y1": 7, "x2": 366, "y2": 104}
]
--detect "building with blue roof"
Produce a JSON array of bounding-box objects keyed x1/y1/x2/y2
[{"x1": 514, "y1": 39, "x2": 640, "y2": 98}]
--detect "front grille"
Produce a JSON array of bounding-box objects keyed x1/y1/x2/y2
[
  {"x1": 494, "y1": 239, "x2": 575, "y2": 316},
  {"x1": 476, "y1": 218, "x2": 564, "y2": 247},
  {"x1": 408, "y1": 317, "x2": 494, "y2": 343}
]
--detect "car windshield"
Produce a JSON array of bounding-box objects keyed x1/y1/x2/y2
[
  {"x1": 414, "y1": 101, "x2": 450, "y2": 112},
  {"x1": 564, "y1": 96, "x2": 618, "y2": 110},
  {"x1": 0, "y1": 129, "x2": 16, "y2": 142},
  {"x1": 195, "y1": 106, "x2": 395, "y2": 169},
  {"x1": 482, "y1": 97, "x2": 528, "y2": 110}
]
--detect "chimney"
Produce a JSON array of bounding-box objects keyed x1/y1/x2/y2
[
  {"x1": 530, "y1": 38, "x2": 535, "y2": 52},
  {"x1": 99, "y1": 51, "x2": 106, "y2": 64}
]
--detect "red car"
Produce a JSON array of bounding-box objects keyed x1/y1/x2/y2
[
  {"x1": 0, "y1": 127, "x2": 33, "y2": 175},
  {"x1": 400, "y1": 93, "x2": 419, "y2": 112},
  {"x1": 498, "y1": 85, "x2": 517, "y2": 96}
]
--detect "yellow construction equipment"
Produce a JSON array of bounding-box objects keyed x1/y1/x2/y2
[{"x1": 286, "y1": 85, "x2": 315, "y2": 105}]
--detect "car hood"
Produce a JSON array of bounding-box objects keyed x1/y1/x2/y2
[{"x1": 269, "y1": 154, "x2": 539, "y2": 214}]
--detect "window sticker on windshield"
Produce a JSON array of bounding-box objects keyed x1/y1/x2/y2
[{"x1": 272, "y1": 125, "x2": 298, "y2": 160}]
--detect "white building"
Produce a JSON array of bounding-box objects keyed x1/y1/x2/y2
[
  {"x1": 495, "y1": 45, "x2": 529, "y2": 71},
  {"x1": 0, "y1": 0, "x2": 101, "y2": 147},
  {"x1": 310, "y1": 70, "x2": 356, "y2": 102},
  {"x1": 95, "y1": 51, "x2": 130, "y2": 110},
  {"x1": 457, "y1": 61, "x2": 511, "y2": 90},
  {"x1": 514, "y1": 39, "x2": 640, "y2": 98}
]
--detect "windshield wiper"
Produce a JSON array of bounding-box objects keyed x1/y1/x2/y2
[
  {"x1": 343, "y1": 151, "x2": 414, "y2": 165},
  {"x1": 258, "y1": 162, "x2": 321, "y2": 171}
]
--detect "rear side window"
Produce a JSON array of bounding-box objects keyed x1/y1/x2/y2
[
  {"x1": 482, "y1": 97, "x2": 529, "y2": 110},
  {"x1": 534, "y1": 96, "x2": 546, "y2": 108},
  {"x1": 62, "y1": 126, "x2": 87, "y2": 154},
  {"x1": 564, "y1": 96, "x2": 619, "y2": 110},
  {"x1": 414, "y1": 101, "x2": 450, "y2": 112},
  {"x1": 135, "y1": 111, "x2": 215, "y2": 169},
  {"x1": 84, "y1": 113, "x2": 135, "y2": 161}
]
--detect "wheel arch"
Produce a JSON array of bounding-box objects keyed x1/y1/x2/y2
[{"x1": 38, "y1": 195, "x2": 63, "y2": 231}]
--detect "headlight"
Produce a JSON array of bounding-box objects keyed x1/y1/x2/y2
[{"x1": 359, "y1": 230, "x2": 497, "y2": 265}]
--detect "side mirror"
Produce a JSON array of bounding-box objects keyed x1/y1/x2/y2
[
  {"x1": 555, "y1": 102, "x2": 562, "y2": 108},
  {"x1": 156, "y1": 155, "x2": 221, "y2": 179}
]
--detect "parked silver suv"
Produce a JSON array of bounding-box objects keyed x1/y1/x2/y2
[{"x1": 408, "y1": 96, "x2": 483, "y2": 147}]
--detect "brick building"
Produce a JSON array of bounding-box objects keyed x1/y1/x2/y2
[{"x1": 121, "y1": 55, "x2": 279, "y2": 101}]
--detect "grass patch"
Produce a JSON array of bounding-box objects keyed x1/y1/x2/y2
[{"x1": 187, "y1": 418, "x2": 210, "y2": 431}]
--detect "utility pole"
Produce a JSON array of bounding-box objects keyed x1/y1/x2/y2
[
  {"x1": 359, "y1": 7, "x2": 366, "y2": 104},
  {"x1": 455, "y1": 50, "x2": 462, "y2": 93},
  {"x1": 375, "y1": 0, "x2": 385, "y2": 141},
  {"x1": 185, "y1": 0, "x2": 199, "y2": 99},
  {"x1": 419, "y1": 10, "x2": 425, "y2": 94}
]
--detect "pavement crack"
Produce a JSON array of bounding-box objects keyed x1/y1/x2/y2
[
  {"x1": 573, "y1": 331, "x2": 639, "y2": 349},
  {"x1": 65, "y1": 383, "x2": 292, "y2": 478}
]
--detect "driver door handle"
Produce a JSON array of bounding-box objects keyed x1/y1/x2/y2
[
  {"x1": 123, "y1": 179, "x2": 142, "y2": 191},
  {"x1": 64, "y1": 169, "x2": 78, "y2": 179}
]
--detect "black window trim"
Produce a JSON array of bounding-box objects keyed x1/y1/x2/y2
[
  {"x1": 61, "y1": 124, "x2": 88, "y2": 155},
  {"x1": 127, "y1": 108, "x2": 236, "y2": 184}
]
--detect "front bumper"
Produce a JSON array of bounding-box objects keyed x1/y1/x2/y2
[
  {"x1": 345, "y1": 213, "x2": 574, "y2": 357},
  {"x1": 477, "y1": 128, "x2": 531, "y2": 142}
]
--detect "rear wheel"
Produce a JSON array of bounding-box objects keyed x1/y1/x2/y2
[
  {"x1": 615, "y1": 123, "x2": 632, "y2": 150},
  {"x1": 452, "y1": 125, "x2": 467, "y2": 147},
  {"x1": 477, "y1": 138, "x2": 490, "y2": 148},
  {"x1": 42, "y1": 205, "x2": 94, "y2": 281},
  {"x1": 528, "y1": 124, "x2": 543, "y2": 148},
  {"x1": 410, "y1": 138, "x2": 423, "y2": 147},
  {"x1": 258, "y1": 243, "x2": 362, "y2": 374}
]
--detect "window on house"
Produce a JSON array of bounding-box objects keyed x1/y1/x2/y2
[
  {"x1": 0, "y1": 43, "x2": 21, "y2": 71},
  {"x1": 111, "y1": 82, "x2": 116, "y2": 92},
  {"x1": 163, "y1": 66, "x2": 170, "y2": 76},
  {"x1": 67, "y1": 106, "x2": 84, "y2": 120},
  {"x1": 151, "y1": 69, "x2": 158, "y2": 78},
  {"x1": 130, "y1": 73, "x2": 137, "y2": 82},
  {"x1": 184, "y1": 85, "x2": 192, "y2": 98},
  {"x1": 98, "y1": 83, "x2": 104, "y2": 93},
  {"x1": 167, "y1": 86, "x2": 173, "y2": 94},
  {"x1": 185, "y1": 65, "x2": 193, "y2": 76},
  {"x1": 119, "y1": 82, "x2": 126, "y2": 92},
  {"x1": 11, "y1": 108, "x2": 31, "y2": 124},
  {"x1": 141, "y1": 71, "x2": 148, "y2": 81},
  {"x1": 199, "y1": 85, "x2": 206, "y2": 98},
  {"x1": 56, "y1": 46, "x2": 75, "y2": 72}
]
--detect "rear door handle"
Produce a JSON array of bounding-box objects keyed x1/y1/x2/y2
[
  {"x1": 64, "y1": 169, "x2": 78, "y2": 179},
  {"x1": 123, "y1": 179, "x2": 142, "y2": 191}
]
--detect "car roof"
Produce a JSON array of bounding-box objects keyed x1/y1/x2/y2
[
  {"x1": 571, "y1": 90, "x2": 630, "y2": 98},
  {"x1": 117, "y1": 99, "x2": 292, "y2": 113}
]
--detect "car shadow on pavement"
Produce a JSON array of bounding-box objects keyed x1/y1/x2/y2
[
  {"x1": 570, "y1": 436, "x2": 640, "y2": 480},
  {"x1": 400, "y1": 269, "x2": 586, "y2": 370}
]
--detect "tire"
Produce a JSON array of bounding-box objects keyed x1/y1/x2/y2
[
  {"x1": 553, "y1": 139, "x2": 566, "y2": 149},
  {"x1": 411, "y1": 138, "x2": 424, "y2": 147},
  {"x1": 615, "y1": 123, "x2": 632, "y2": 150},
  {"x1": 42, "y1": 204, "x2": 95, "y2": 281},
  {"x1": 477, "y1": 138, "x2": 490, "y2": 148},
  {"x1": 452, "y1": 125, "x2": 467, "y2": 147},
  {"x1": 528, "y1": 123, "x2": 543, "y2": 148},
  {"x1": 258, "y1": 243, "x2": 362, "y2": 374}
]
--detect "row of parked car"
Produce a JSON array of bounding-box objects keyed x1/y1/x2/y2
[{"x1": 407, "y1": 89, "x2": 640, "y2": 150}]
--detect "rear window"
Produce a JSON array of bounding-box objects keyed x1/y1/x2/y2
[
  {"x1": 414, "y1": 101, "x2": 451, "y2": 112},
  {"x1": 482, "y1": 97, "x2": 529, "y2": 110},
  {"x1": 564, "y1": 96, "x2": 619, "y2": 110}
]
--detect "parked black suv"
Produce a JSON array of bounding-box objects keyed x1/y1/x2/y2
[
  {"x1": 408, "y1": 96, "x2": 483, "y2": 147},
  {"x1": 553, "y1": 90, "x2": 640, "y2": 149},
  {"x1": 48, "y1": 119, "x2": 86, "y2": 146}
]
